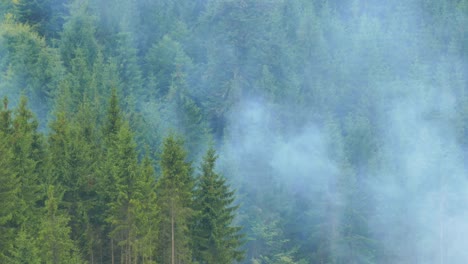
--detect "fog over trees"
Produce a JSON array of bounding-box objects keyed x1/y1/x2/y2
[{"x1": 0, "y1": 0, "x2": 467, "y2": 263}]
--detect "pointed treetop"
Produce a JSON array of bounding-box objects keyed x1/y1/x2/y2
[
  {"x1": 103, "y1": 88, "x2": 122, "y2": 140},
  {"x1": 3, "y1": 97, "x2": 8, "y2": 110}
]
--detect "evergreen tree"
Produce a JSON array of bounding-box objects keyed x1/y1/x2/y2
[
  {"x1": 13, "y1": 0, "x2": 68, "y2": 39},
  {"x1": 96, "y1": 89, "x2": 125, "y2": 263},
  {"x1": 192, "y1": 148, "x2": 244, "y2": 264},
  {"x1": 0, "y1": 98, "x2": 18, "y2": 262},
  {"x1": 38, "y1": 185, "x2": 81, "y2": 264},
  {"x1": 59, "y1": 1, "x2": 99, "y2": 71},
  {"x1": 105, "y1": 121, "x2": 141, "y2": 263},
  {"x1": 156, "y1": 134, "x2": 194, "y2": 264},
  {"x1": 134, "y1": 150, "x2": 159, "y2": 263},
  {"x1": 103, "y1": 88, "x2": 122, "y2": 144},
  {"x1": 113, "y1": 31, "x2": 143, "y2": 98},
  {"x1": 47, "y1": 111, "x2": 71, "y2": 186},
  {"x1": 251, "y1": 217, "x2": 304, "y2": 264},
  {"x1": 8, "y1": 227, "x2": 41, "y2": 264},
  {"x1": 0, "y1": 97, "x2": 13, "y2": 133},
  {"x1": 166, "y1": 73, "x2": 211, "y2": 161},
  {"x1": 0, "y1": 15, "x2": 63, "y2": 118},
  {"x1": 11, "y1": 96, "x2": 45, "y2": 228},
  {"x1": 48, "y1": 100, "x2": 102, "y2": 262}
]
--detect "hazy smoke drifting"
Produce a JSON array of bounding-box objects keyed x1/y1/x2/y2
[{"x1": 218, "y1": 1, "x2": 467, "y2": 262}]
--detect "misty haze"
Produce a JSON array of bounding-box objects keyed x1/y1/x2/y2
[{"x1": 0, "y1": 0, "x2": 467, "y2": 263}]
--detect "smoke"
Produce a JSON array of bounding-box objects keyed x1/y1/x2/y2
[
  {"x1": 217, "y1": 1, "x2": 467, "y2": 263},
  {"x1": 220, "y1": 99, "x2": 337, "y2": 195},
  {"x1": 0, "y1": 0, "x2": 466, "y2": 262},
  {"x1": 220, "y1": 69, "x2": 467, "y2": 263},
  {"x1": 370, "y1": 76, "x2": 468, "y2": 263}
]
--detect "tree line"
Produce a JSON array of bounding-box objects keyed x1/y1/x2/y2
[
  {"x1": 0, "y1": 93, "x2": 244, "y2": 263},
  {"x1": 0, "y1": 0, "x2": 467, "y2": 263}
]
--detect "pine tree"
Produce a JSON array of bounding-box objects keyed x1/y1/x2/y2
[
  {"x1": 47, "y1": 111, "x2": 71, "y2": 186},
  {"x1": 251, "y1": 217, "x2": 305, "y2": 264},
  {"x1": 100, "y1": 91, "x2": 159, "y2": 263},
  {"x1": 0, "y1": 97, "x2": 13, "y2": 133},
  {"x1": 192, "y1": 147, "x2": 244, "y2": 264},
  {"x1": 156, "y1": 134, "x2": 194, "y2": 264},
  {"x1": 59, "y1": 1, "x2": 99, "y2": 71},
  {"x1": 134, "y1": 150, "x2": 159, "y2": 263},
  {"x1": 0, "y1": 97, "x2": 19, "y2": 262},
  {"x1": 105, "y1": 121, "x2": 141, "y2": 263},
  {"x1": 48, "y1": 100, "x2": 102, "y2": 262},
  {"x1": 8, "y1": 227, "x2": 41, "y2": 264},
  {"x1": 157, "y1": 45, "x2": 211, "y2": 161},
  {"x1": 0, "y1": 15, "x2": 62, "y2": 118},
  {"x1": 97, "y1": 90, "x2": 125, "y2": 263},
  {"x1": 13, "y1": 0, "x2": 68, "y2": 39},
  {"x1": 114, "y1": 31, "x2": 143, "y2": 98},
  {"x1": 11, "y1": 96, "x2": 45, "y2": 228},
  {"x1": 38, "y1": 185, "x2": 81, "y2": 264},
  {"x1": 103, "y1": 89, "x2": 122, "y2": 145}
]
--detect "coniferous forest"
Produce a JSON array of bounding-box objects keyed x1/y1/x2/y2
[{"x1": 0, "y1": 0, "x2": 467, "y2": 263}]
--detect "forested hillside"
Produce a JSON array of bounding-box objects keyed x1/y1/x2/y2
[{"x1": 0, "y1": 0, "x2": 467, "y2": 263}]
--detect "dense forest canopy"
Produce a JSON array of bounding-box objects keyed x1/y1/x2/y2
[{"x1": 0, "y1": 0, "x2": 467, "y2": 263}]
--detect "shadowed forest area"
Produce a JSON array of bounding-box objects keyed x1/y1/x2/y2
[{"x1": 0, "y1": 0, "x2": 467, "y2": 263}]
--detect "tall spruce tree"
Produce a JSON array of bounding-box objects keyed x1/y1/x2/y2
[
  {"x1": 99, "y1": 89, "x2": 124, "y2": 263},
  {"x1": 48, "y1": 99, "x2": 102, "y2": 262},
  {"x1": 156, "y1": 134, "x2": 194, "y2": 264},
  {"x1": 0, "y1": 97, "x2": 18, "y2": 262},
  {"x1": 11, "y1": 96, "x2": 45, "y2": 229},
  {"x1": 38, "y1": 185, "x2": 81, "y2": 264},
  {"x1": 105, "y1": 120, "x2": 141, "y2": 263},
  {"x1": 103, "y1": 89, "x2": 122, "y2": 145},
  {"x1": 134, "y1": 150, "x2": 159, "y2": 263},
  {"x1": 8, "y1": 227, "x2": 41, "y2": 264},
  {"x1": 192, "y1": 148, "x2": 244, "y2": 264}
]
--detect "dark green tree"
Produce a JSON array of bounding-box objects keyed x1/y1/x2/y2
[
  {"x1": 192, "y1": 147, "x2": 244, "y2": 264},
  {"x1": 59, "y1": 1, "x2": 99, "y2": 71},
  {"x1": 0, "y1": 16, "x2": 63, "y2": 118},
  {"x1": 105, "y1": 121, "x2": 142, "y2": 263},
  {"x1": 8, "y1": 227, "x2": 41, "y2": 264},
  {"x1": 103, "y1": 88, "x2": 122, "y2": 145},
  {"x1": 134, "y1": 150, "x2": 159, "y2": 263},
  {"x1": 13, "y1": 0, "x2": 68, "y2": 39},
  {"x1": 38, "y1": 185, "x2": 81, "y2": 264},
  {"x1": 11, "y1": 96, "x2": 45, "y2": 228},
  {"x1": 0, "y1": 98, "x2": 18, "y2": 262},
  {"x1": 156, "y1": 134, "x2": 194, "y2": 264},
  {"x1": 47, "y1": 100, "x2": 102, "y2": 262}
]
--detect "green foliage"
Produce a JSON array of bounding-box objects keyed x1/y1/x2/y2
[
  {"x1": 145, "y1": 35, "x2": 191, "y2": 98},
  {"x1": 0, "y1": 102, "x2": 18, "y2": 262},
  {"x1": 105, "y1": 121, "x2": 141, "y2": 263},
  {"x1": 103, "y1": 88, "x2": 122, "y2": 143},
  {"x1": 11, "y1": 96, "x2": 45, "y2": 226},
  {"x1": 192, "y1": 148, "x2": 244, "y2": 264},
  {"x1": 251, "y1": 218, "x2": 304, "y2": 264},
  {"x1": 134, "y1": 151, "x2": 159, "y2": 263},
  {"x1": 0, "y1": 16, "x2": 62, "y2": 117},
  {"x1": 13, "y1": 0, "x2": 67, "y2": 39},
  {"x1": 114, "y1": 31, "x2": 143, "y2": 98},
  {"x1": 48, "y1": 102, "x2": 101, "y2": 262},
  {"x1": 156, "y1": 134, "x2": 194, "y2": 264},
  {"x1": 59, "y1": 1, "x2": 99, "y2": 71},
  {"x1": 8, "y1": 228, "x2": 41, "y2": 264},
  {"x1": 39, "y1": 185, "x2": 82, "y2": 264},
  {"x1": 0, "y1": 1, "x2": 465, "y2": 263}
]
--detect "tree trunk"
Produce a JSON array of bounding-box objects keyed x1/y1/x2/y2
[
  {"x1": 111, "y1": 238, "x2": 115, "y2": 264},
  {"x1": 172, "y1": 200, "x2": 175, "y2": 264}
]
